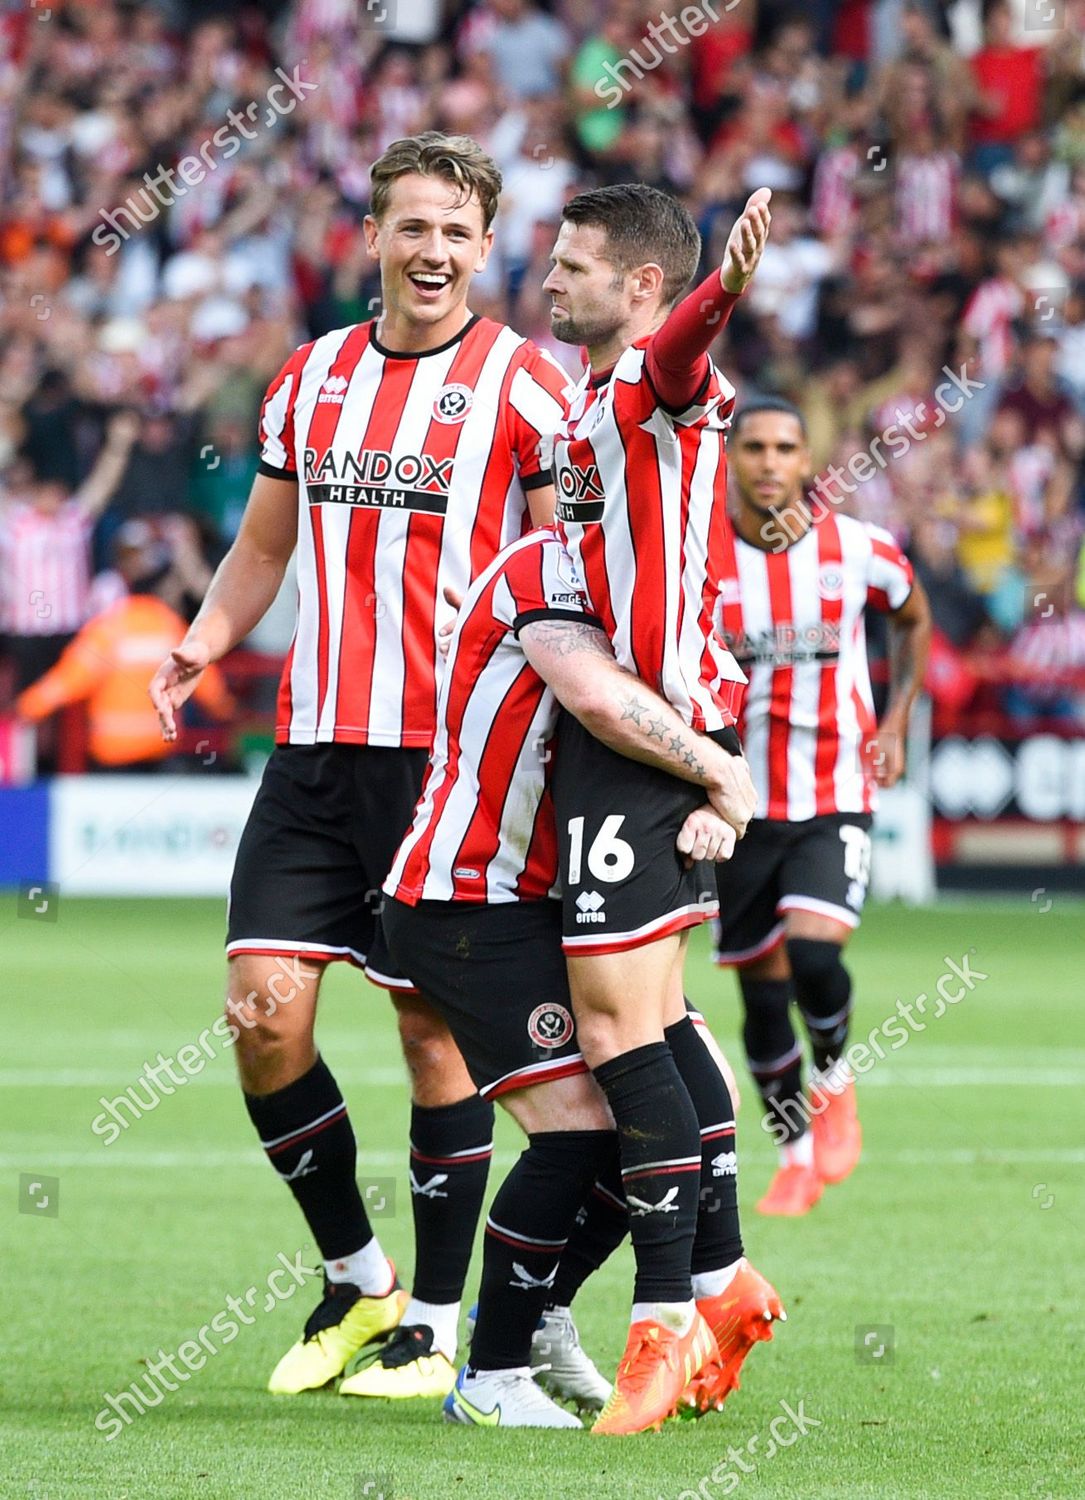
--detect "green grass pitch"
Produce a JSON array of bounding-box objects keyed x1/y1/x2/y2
[{"x1": 4, "y1": 895, "x2": 1083, "y2": 1499}]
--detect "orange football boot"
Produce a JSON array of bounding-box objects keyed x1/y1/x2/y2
[
  {"x1": 683, "y1": 1258, "x2": 786, "y2": 1415},
  {"x1": 810, "y1": 1074, "x2": 862, "y2": 1183},
  {"x1": 756, "y1": 1160, "x2": 823, "y2": 1216},
  {"x1": 591, "y1": 1312, "x2": 716, "y2": 1435}
]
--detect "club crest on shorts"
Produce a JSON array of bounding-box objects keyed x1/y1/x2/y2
[
  {"x1": 818, "y1": 564, "x2": 845, "y2": 601},
  {"x1": 527, "y1": 1002, "x2": 574, "y2": 1050},
  {"x1": 433, "y1": 383, "x2": 473, "y2": 424}
]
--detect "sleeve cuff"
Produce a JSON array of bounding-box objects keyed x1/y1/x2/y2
[
  {"x1": 257, "y1": 459, "x2": 297, "y2": 481},
  {"x1": 513, "y1": 607, "x2": 603, "y2": 637},
  {"x1": 520, "y1": 468, "x2": 555, "y2": 492}
]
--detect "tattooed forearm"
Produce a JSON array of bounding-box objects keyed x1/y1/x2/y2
[{"x1": 616, "y1": 691, "x2": 709, "y2": 780}]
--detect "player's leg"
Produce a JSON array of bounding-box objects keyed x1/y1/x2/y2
[
  {"x1": 667, "y1": 985, "x2": 785, "y2": 1412},
  {"x1": 555, "y1": 716, "x2": 721, "y2": 1435},
  {"x1": 353, "y1": 747, "x2": 496, "y2": 1392},
  {"x1": 228, "y1": 952, "x2": 407, "y2": 1393},
  {"x1": 779, "y1": 814, "x2": 871, "y2": 1185},
  {"x1": 714, "y1": 819, "x2": 821, "y2": 1215},
  {"x1": 226, "y1": 745, "x2": 407, "y2": 1393},
  {"x1": 376, "y1": 894, "x2": 611, "y2": 1427}
]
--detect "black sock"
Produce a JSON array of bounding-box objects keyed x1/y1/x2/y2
[
  {"x1": 739, "y1": 976, "x2": 808, "y2": 1148},
  {"x1": 471, "y1": 1130, "x2": 615, "y2": 1371},
  {"x1": 592, "y1": 1042, "x2": 700, "y2": 1304},
  {"x1": 244, "y1": 1055, "x2": 372, "y2": 1261},
  {"x1": 549, "y1": 1139, "x2": 628, "y2": 1308},
  {"x1": 665, "y1": 1013, "x2": 743, "y2": 1273},
  {"x1": 408, "y1": 1094, "x2": 494, "y2": 1305},
  {"x1": 787, "y1": 938, "x2": 852, "y2": 1073}
]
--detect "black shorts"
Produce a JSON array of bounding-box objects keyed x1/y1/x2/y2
[
  {"x1": 713, "y1": 812, "x2": 874, "y2": 966},
  {"x1": 551, "y1": 712, "x2": 727, "y2": 956},
  {"x1": 380, "y1": 896, "x2": 588, "y2": 1099},
  {"x1": 227, "y1": 743, "x2": 428, "y2": 989}
]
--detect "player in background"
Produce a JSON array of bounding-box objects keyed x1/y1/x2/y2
[
  {"x1": 543, "y1": 185, "x2": 784, "y2": 1435},
  {"x1": 149, "y1": 133, "x2": 570, "y2": 1399},
  {"x1": 712, "y1": 400, "x2": 931, "y2": 1215},
  {"x1": 381, "y1": 525, "x2": 748, "y2": 1428}
]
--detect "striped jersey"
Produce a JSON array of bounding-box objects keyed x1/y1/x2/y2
[
  {"x1": 258, "y1": 315, "x2": 570, "y2": 747},
  {"x1": 553, "y1": 338, "x2": 746, "y2": 733},
  {"x1": 0, "y1": 499, "x2": 92, "y2": 634},
  {"x1": 386, "y1": 528, "x2": 590, "y2": 905},
  {"x1": 715, "y1": 509, "x2": 913, "y2": 822}
]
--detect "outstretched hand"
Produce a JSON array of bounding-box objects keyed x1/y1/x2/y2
[
  {"x1": 721, "y1": 188, "x2": 772, "y2": 295},
  {"x1": 149, "y1": 639, "x2": 211, "y2": 740}
]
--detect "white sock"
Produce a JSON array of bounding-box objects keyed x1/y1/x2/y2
[
  {"x1": 465, "y1": 1363, "x2": 529, "y2": 1383},
  {"x1": 324, "y1": 1237, "x2": 392, "y2": 1296},
  {"x1": 692, "y1": 1259, "x2": 743, "y2": 1300},
  {"x1": 632, "y1": 1299, "x2": 695, "y2": 1335},
  {"x1": 782, "y1": 1131, "x2": 814, "y2": 1168},
  {"x1": 401, "y1": 1296, "x2": 459, "y2": 1361}
]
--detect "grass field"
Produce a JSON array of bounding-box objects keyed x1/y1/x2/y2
[{"x1": 4, "y1": 895, "x2": 1083, "y2": 1500}]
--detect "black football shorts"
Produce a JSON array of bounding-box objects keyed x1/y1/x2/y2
[
  {"x1": 380, "y1": 896, "x2": 588, "y2": 1099},
  {"x1": 713, "y1": 812, "x2": 874, "y2": 965},
  {"x1": 226, "y1": 743, "x2": 428, "y2": 989},
  {"x1": 551, "y1": 712, "x2": 738, "y2": 956}
]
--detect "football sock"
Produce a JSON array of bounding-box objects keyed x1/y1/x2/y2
[
  {"x1": 739, "y1": 976, "x2": 808, "y2": 1147},
  {"x1": 324, "y1": 1239, "x2": 393, "y2": 1294},
  {"x1": 781, "y1": 1130, "x2": 814, "y2": 1168},
  {"x1": 631, "y1": 1299, "x2": 695, "y2": 1334},
  {"x1": 787, "y1": 938, "x2": 852, "y2": 1072},
  {"x1": 244, "y1": 1055, "x2": 377, "y2": 1268},
  {"x1": 470, "y1": 1130, "x2": 614, "y2": 1372},
  {"x1": 665, "y1": 1014, "x2": 744, "y2": 1272},
  {"x1": 408, "y1": 1095, "x2": 494, "y2": 1304},
  {"x1": 400, "y1": 1297, "x2": 459, "y2": 1362},
  {"x1": 692, "y1": 1261, "x2": 741, "y2": 1299},
  {"x1": 592, "y1": 1043, "x2": 701, "y2": 1304},
  {"x1": 548, "y1": 1144, "x2": 627, "y2": 1309}
]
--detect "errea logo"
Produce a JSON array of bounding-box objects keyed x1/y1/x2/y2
[
  {"x1": 575, "y1": 890, "x2": 606, "y2": 924},
  {"x1": 318, "y1": 375, "x2": 348, "y2": 405}
]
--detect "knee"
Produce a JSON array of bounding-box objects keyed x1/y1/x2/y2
[
  {"x1": 226, "y1": 961, "x2": 316, "y2": 1068},
  {"x1": 394, "y1": 996, "x2": 465, "y2": 1083},
  {"x1": 785, "y1": 937, "x2": 846, "y2": 988}
]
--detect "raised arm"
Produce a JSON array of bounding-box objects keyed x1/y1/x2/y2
[
  {"x1": 645, "y1": 188, "x2": 772, "y2": 411},
  {"x1": 149, "y1": 472, "x2": 298, "y2": 739},
  {"x1": 519, "y1": 617, "x2": 755, "y2": 838},
  {"x1": 74, "y1": 411, "x2": 141, "y2": 521}
]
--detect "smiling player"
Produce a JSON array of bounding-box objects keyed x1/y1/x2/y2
[{"x1": 149, "y1": 133, "x2": 571, "y2": 1399}]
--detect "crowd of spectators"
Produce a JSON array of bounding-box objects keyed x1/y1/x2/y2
[{"x1": 1, "y1": 0, "x2": 1083, "y2": 770}]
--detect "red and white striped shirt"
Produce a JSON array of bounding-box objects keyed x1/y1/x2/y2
[
  {"x1": 259, "y1": 316, "x2": 570, "y2": 747},
  {"x1": 895, "y1": 151, "x2": 958, "y2": 246},
  {"x1": 961, "y1": 276, "x2": 1024, "y2": 379},
  {"x1": 387, "y1": 528, "x2": 589, "y2": 905},
  {"x1": 554, "y1": 340, "x2": 746, "y2": 733},
  {"x1": 716, "y1": 510, "x2": 913, "y2": 821},
  {"x1": 0, "y1": 499, "x2": 93, "y2": 634}
]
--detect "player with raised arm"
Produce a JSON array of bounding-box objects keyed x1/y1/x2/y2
[
  {"x1": 712, "y1": 400, "x2": 931, "y2": 1215},
  {"x1": 380, "y1": 524, "x2": 748, "y2": 1428},
  {"x1": 543, "y1": 185, "x2": 784, "y2": 1435},
  {"x1": 148, "y1": 133, "x2": 570, "y2": 1400}
]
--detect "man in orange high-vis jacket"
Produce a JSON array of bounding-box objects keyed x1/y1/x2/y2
[{"x1": 17, "y1": 591, "x2": 235, "y2": 769}]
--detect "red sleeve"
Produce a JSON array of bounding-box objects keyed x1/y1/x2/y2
[
  {"x1": 257, "y1": 342, "x2": 312, "y2": 479},
  {"x1": 645, "y1": 273, "x2": 741, "y2": 414}
]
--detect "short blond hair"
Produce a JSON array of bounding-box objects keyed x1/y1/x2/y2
[{"x1": 370, "y1": 132, "x2": 502, "y2": 230}]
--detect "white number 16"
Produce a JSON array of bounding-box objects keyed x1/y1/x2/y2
[{"x1": 566, "y1": 814, "x2": 636, "y2": 884}]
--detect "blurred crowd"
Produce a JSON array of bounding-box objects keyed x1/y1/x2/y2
[{"x1": 1, "y1": 0, "x2": 1084, "y2": 769}]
